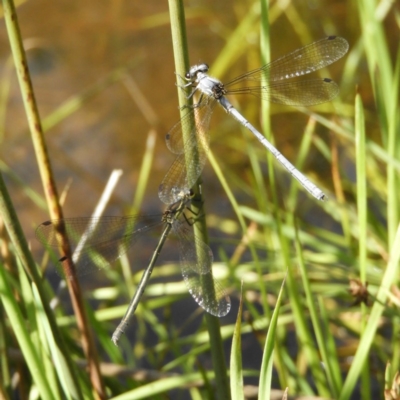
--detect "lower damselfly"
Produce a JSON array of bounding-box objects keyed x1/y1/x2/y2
[{"x1": 36, "y1": 191, "x2": 230, "y2": 346}]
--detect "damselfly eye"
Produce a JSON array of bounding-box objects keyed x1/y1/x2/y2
[{"x1": 198, "y1": 63, "x2": 209, "y2": 72}]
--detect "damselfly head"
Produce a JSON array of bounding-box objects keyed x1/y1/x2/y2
[{"x1": 186, "y1": 63, "x2": 209, "y2": 80}]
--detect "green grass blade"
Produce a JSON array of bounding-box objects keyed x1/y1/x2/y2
[
  {"x1": 355, "y1": 94, "x2": 367, "y2": 281},
  {"x1": 355, "y1": 93, "x2": 370, "y2": 398},
  {"x1": 110, "y1": 372, "x2": 216, "y2": 400},
  {"x1": 386, "y1": 43, "x2": 400, "y2": 244},
  {"x1": 259, "y1": 274, "x2": 286, "y2": 400},
  {"x1": 0, "y1": 265, "x2": 56, "y2": 400},
  {"x1": 230, "y1": 283, "x2": 244, "y2": 400},
  {"x1": 32, "y1": 283, "x2": 83, "y2": 400},
  {"x1": 294, "y1": 223, "x2": 340, "y2": 398}
]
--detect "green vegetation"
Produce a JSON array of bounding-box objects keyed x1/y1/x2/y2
[{"x1": 0, "y1": 0, "x2": 399, "y2": 399}]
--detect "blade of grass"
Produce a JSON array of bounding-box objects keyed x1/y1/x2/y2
[
  {"x1": 129, "y1": 130, "x2": 157, "y2": 214},
  {"x1": 286, "y1": 117, "x2": 317, "y2": 209},
  {"x1": 110, "y1": 371, "x2": 217, "y2": 400},
  {"x1": 355, "y1": 93, "x2": 371, "y2": 398},
  {"x1": 293, "y1": 220, "x2": 341, "y2": 398},
  {"x1": 386, "y1": 44, "x2": 400, "y2": 376},
  {"x1": 259, "y1": 0, "x2": 279, "y2": 214},
  {"x1": 0, "y1": 284, "x2": 11, "y2": 395},
  {"x1": 32, "y1": 282, "x2": 81, "y2": 400},
  {"x1": 259, "y1": 274, "x2": 286, "y2": 400},
  {"x1": 230, "y1": 283, "x2": 244, "y2": 400},
  {"x1": 16, "y1": 258, "x2": 61, "y2": 399},
  {"x1": 0, "y1": 259, "x2": 56, "y2": 400},
  {"x1": 386, "y1": 44, "x2": 400, "y2": 245},
  {"x1": 317, "y1": 296, "x2": 343, "y2": 394},
  {"x1": 268, "y1": 203, "x2": 318, "y2": 394},
  {"x1": 357, "y1": 0, "x2": 393, "y2": 147}
]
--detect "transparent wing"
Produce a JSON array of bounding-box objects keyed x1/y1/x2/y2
[
  {"x1": 227, "y1": 36, "x2": 349, "y2": 84},
  {"x1": 158, "y1": 150, "x2": 207, "y2": 205},
  {"x1": 166, "y1": 98, "x2": 215, "y2": 155},
  {"x1": 165, "y1": 114, "x2": 190, "y2": 155},
  {"x1": 173, "y1": 219, "x2": 231, "y2": 317},
  {"x1": 159, "y1": 101, "x2": 214, "y2": 205},
  {"x1": 227, "y1": 78, "x2": 339, "y2": 106},
  {"x1": 35, "y1": 216, "x2": 160, "y2": 278}
]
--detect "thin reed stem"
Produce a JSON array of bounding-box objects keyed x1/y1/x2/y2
[{"x1": 167, "y1": 1, "x2": 230, "y2": 398}]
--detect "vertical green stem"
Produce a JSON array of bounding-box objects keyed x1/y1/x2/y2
[
  {"x1": 386, "y1": 48, "x2": 400, "y2": 376},
  {"x1": 260, "y1": 0, "x2": 289, "y2": 390},
  {"x1": 0, "y1": 172, "x2": 81, "y2": 400},
  {"x1": 355, "y1": 94, "x2": 367, "y2": 283},
  {"x1": 257, "y1": 0, "x2": 272, "y2": 317},
  {"x1": 1, "y1": 0, "x2": 105, "y2": 397},
  {"x1": 168, "y1": 0, "x2": 191, "y2": 115},
  {"x1": 167, "y1": 1, "x2": 230, "y2": 398},
  {"x1": 355, "y1": 93, "x2": 370, "y2": 399}
]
